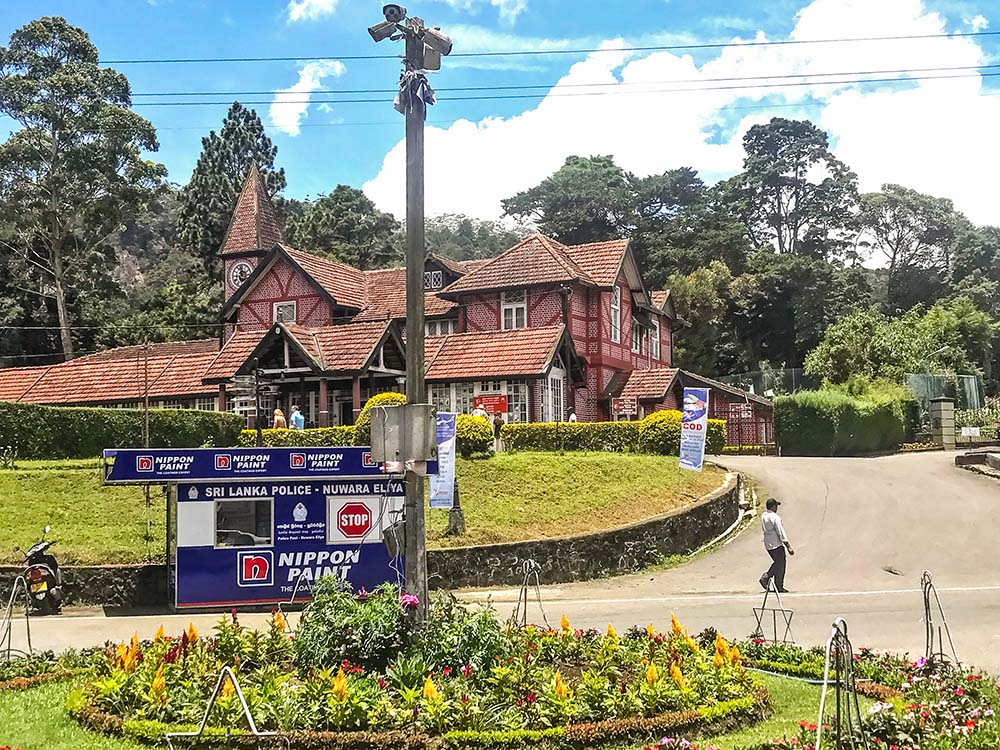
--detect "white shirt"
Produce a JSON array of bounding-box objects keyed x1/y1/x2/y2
[
  {"x1": 568, "y1": 413, "x2": 577, "y2": 422},
  {"x1": 761, "y1": 510, "x2": 788, "y2": 551}
]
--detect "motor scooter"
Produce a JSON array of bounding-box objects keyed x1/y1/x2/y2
[{"x1": 14, "y1": 525, "x2": 63, "y2": 614}]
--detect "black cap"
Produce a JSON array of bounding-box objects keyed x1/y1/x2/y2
[{"x1": 765, "y1": 498, "x2": 780, "y2": 510}]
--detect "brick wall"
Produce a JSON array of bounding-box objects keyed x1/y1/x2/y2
[
  {"x1": 236, "y1": 257, "x2": 332, "y2": 331},
  {"x1": 465, "y1": 294, "x2": 500, "y2": 332}
]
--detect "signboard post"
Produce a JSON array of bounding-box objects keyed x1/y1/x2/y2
[
  {"x1": 612, "y1": 397, "x2": 638, "y2": 420},
  {"x1": 429, "y1": 413, "x2": 457, "y2": 509},
  {"x1": 473, "y1": 395, "x2": 508, "y2": 415},
  {"x1": 679, "y1": 387, "x2": 710, "y2": 472}
]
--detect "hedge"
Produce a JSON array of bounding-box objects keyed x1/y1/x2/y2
[
  {"x1": 774, "y1": 389, "x2": 918, "y2": 456},
  {"x1": 238, "y1": 426, "x2": 357, "y2": 447},
  {"x1": 0, "y1": 401, "x2": 243, "y2": 459},
  {"x1": 353, "y1": 392, "x2": 407, "y2": 446},
  {"x1": 456, "y1": 414, "x2": 494, "y2": 458},
  {"x1": 500, "y1": 411, "x2": 726, "y2": 456}
]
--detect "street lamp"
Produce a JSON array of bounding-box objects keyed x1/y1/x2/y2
[{"x1": 368, "y1": 5, "x2": 452, "y2": 623}]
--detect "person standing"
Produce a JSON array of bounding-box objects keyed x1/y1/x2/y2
[
  {"x1": 759, "y1": 498, "x2": 794, "y2": 593},
  {"x1": 492, "y1": 411, "x2": 505, "y2": 452},
  {"x1": 290, "y1": 405, "x2": 305, "y2": 430},
  {"x1": 272, "y1": 408, "x2": 287, "y2": 429},
  {"x1": 567, "y1": 409, "x2": 577, "y2": 422}
]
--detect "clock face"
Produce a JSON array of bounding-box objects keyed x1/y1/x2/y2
[{"x1": 229, "y1": 260, "x2": 253, "y2": 289}]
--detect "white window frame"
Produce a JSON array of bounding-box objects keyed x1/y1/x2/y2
[
  {"x1": 542, "y1": 368, "x2": 565, "y2": 422},
  {"x1": 651, "y1": 318, "x2": 661, "y2": 360},
  {"x1": 507, "y1": 380, "x2": 529, "y2": 424},
  {"x1": 610, "y1": 287, "x2": 621, "y2": 343},
  {"x1": 426, "y1": 318, "x2": 456, "y2": 337},
  {"x1": 273, "y1": 300, "x2": 297, "y2": 324},
  {"x1": 501, "y1": 290, "x2": 527, "y2": 330},
  {"x1": 424, "y1": 269, "x2": 444, "y2": 290},
  {"x1": 631, "y1": 318, "x2": 642, "y2": 353}
]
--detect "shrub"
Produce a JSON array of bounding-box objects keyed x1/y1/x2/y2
[
  {"x1": 353, "y1": 392, "x2": 407, "y2": 446},
  {"x1": 455, "y1": 415, "x2": 493, "y2": 458},
  {"x1": 501, "y1": 412, "x2": 725, "y2": 456},
  {"x1": 775, "y1": 386, "x2": 918, "y2": 456},
  {"x1": 0, "y1": 401, "x2": 243, "y2": 459},
  {"x1": 237, "y1": 426, "x2": 356, "y2": 447}
]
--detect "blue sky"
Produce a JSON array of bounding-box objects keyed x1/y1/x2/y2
[{"x1": 2, "y1": 0, "x2": 1000, "y2": 224}]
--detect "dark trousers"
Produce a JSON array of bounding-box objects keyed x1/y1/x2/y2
[{"x1": 765, "y1": 546, "x2": 787, "y2": 590}]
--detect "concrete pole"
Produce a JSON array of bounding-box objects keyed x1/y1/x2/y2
[{"x1": 403, "y1": 31, "x2": 429, "y2": 621}]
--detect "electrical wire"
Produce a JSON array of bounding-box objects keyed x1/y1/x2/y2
[{"x1": 97, "y1": 29, "x2": 1000, "y2": 65}]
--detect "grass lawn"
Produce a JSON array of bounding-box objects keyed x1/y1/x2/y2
[
  {"x1": 0, "y1": 672, "x2": 843, "y2": 750},
  {"x1": 0, "y1": 452, "x2": 724, "y2": 564},
  {"x1": 428, "y1": 452, "x2": 724, "y2": 548}
]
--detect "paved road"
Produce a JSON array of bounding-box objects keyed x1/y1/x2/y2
[{"x1": 8, "y1": 451, "x2": 1000, "y2": 670}]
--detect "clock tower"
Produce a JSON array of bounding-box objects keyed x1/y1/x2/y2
[{"x1": 220, "y1": 164, "x2": 285, "y2": 301}]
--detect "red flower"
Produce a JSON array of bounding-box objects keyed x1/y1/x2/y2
[
  {"x1": 807, "y1": 724, "x2": 818, "y2": 732},
  {"x1": 461, "y1": 665, "x2": 473, "y2": 677},
  {"x1": 525, "y1": 692, "x2": 538, "y2": 705},
  {"x1": 797, "y1": 721, "x2": 809, "y2": 728},
  {"x1": 966, "y1": 720, "x2": 976, "y2": 728},
  {"x1": 442, "y1": 667, "x2": 452, "y2": 676}
]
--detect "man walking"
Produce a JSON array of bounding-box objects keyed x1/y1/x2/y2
[
  {"x1": 759, "y1": 498, "x2": 794, "y2": 593},
  {"x1": 289, "y1": 405, "x2": 305, "y2": 430}
]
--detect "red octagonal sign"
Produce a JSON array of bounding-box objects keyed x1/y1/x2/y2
[{"x1": 337, "y1": 501, "x2": 372, "y2": 539}]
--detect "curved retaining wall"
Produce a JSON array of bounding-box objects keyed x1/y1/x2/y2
[{"x1": 0, "y1": 473, "x2": 740, "y2": 606}]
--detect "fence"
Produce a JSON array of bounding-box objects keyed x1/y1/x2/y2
[{"x1": 717, "y1": 368, "x2": 819, "y2": 398}]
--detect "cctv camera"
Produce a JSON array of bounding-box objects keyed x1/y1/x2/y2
[
  {"x1": 422, "y1": 26, "x2": 452, "y2": 56},
  {"x1": 382, "y1": 4, "x2": 407, "y2": 22},
  {"x1": 368, "y1": 19, "x2": 396, "y2": 42}
]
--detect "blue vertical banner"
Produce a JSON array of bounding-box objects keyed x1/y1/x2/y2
[
  {"x1": 429, "y1": 412, "x2": 457, "y2": 509},
  {"x1": 679, "y1": 387, "x2": 710, "y2": 472}
]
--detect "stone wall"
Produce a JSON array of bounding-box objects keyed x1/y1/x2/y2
[
  {"x1": 428, "y1": 472, "x2": 740, "y2": 590},
  {"x1": 0, "y1": 473, "x2": 740, "y2": 606}
]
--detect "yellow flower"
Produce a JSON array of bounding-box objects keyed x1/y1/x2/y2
[
  {"x1": 684, "y1": 629, "x2": 699, "y2": 653},
  {"x1": 669, "y1": 663, "x2": 687, "y2": 691},
  {"x1": 713, "y1": 651, "x2": 725, "y2": 668},
  {"x1": 561, "y1": 614, "x2": 571, "y2": 633},
  {"x1": 332, "y1": 668, "x2": 349, "y2": 701},
  {"x1": 714, "y1": 633, "x2": 729, "y2": 659},
  {"x1": 153, "y1": 625, "x2": 165, "y2": 643},
  {"x1": 645, "y1": 623, "x2": 655, "y2": 639},
  {"x1": 221, "y1": 675, "x2": 236, "y2": 699},
  {"x1": 115, "y1": 635, "x2": 141, "y2": 673},
  {"x1": 131, "y1": 633, "x2": 139, "y2": 651},
  {"x1": 730, "y1": 646, "x2": 742, "y2": 667},
  {"x1": 273, "y1": 611, "x2": 287, "y2": 631},
  {"x1": 554, "y1": 672, "x2": 570, "y2": 699},
  {"x1": 150, "y1": 664, "x2": 167, "y2": 704},
  {"x1": 606, "y1": 623, "x2": 618, "y2": 639},
  {"x1": 671, "y1": 614, "x2": 683, "y2": 636},
  {"x1": 186, "y1": 623, "x2": 199, "y2": 643},
  {"x1": 646, "y1": 663, "x2": 659, "y2": 685},
  {"x1": 423, "y1": 676, "x2": 440, "y2": 701}
]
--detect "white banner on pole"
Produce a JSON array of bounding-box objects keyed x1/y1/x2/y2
[
  {"x1": 679, "y1": 387, "x2": 710, "y2": 472},
  {"x1": 429, "y1": 412, "x2": 457, "y2": 508}
]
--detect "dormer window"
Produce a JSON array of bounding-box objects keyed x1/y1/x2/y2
[
  {"x1": 631, "y1": 318, "x2": 642, "y2": 353},
  {"x1": 610, "y1": 287, "x2": 621, "y2": 343},
  {"x1": 273, "y1": 301, "x2": 297, "y2": 324},
  {"x1": 501, "y1": 290, "x2": 527, "y2": 330},
  {"x1": 424, "y1": 270, "x2": 444, "y2": 290},
  {"x1": 651, "y1": 317, "x2": 661, "y2": 359}
]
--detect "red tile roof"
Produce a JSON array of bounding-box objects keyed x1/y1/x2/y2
[
  {"x1": 428, "y1": 253, "x2": 469, "y2": 277},
  {"x1": 425, "y1": 325, "x2": 566, "y2": 380},
  {"x1": 441, "y1": 234, "x2": 594, "y2": 295},
  {"x1": 650, "y1": 290, "x2": 670, "y2": 311},
  {"x1": 285, "y1": 321, "x2": 392, "y2": 372},
  {"x1": 220, "y1": 164, "x2": 285, "y2": 256},
  {"x1": 356, "y1": 267, "x2": 457, "y2": 321},
  {"x1": 73, "y1": 339, "x2": 218, "y2": 363},
  {"x1": 283, "y1": 246, "x2": 367, "y2": 310},
  {"x1": 203, "y1": 329, "x2": 268, "y2": 382},
  {"x1": 0, "y1": 366, "x2": 50, "y2": 402},
  {"x1": 617, "y1": 368, "x2": 678, "y2": 401},
  {"x1": 562, "y1": 240, "x2": 628, "y2": 287}
]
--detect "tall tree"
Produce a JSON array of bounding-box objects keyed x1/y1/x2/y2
[
  {"x1": 425, "y1": 213, "x2": 524, "y2": 260},
  {"x1": 0, "y1": 16, "x2": 164, "y2": 359},
  {"x1": 176, "y1": 102, "x2": 285, "y2": 276},
  {"x1": 859, "y1": 184, "x2": 960, "y2": 311},
  {"x1": 502, "y1": 155, "x2": 630, "y2": 244},
  {"x1": 285, "y1": 185, "x2": 401, "y2": 270},
  {"x1": 729, "y1": 117, "x2": 859, "y2": 259}
]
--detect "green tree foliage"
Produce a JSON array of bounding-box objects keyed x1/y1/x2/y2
[
  {"x1": 176, "y1": 102, "x2": 286, "y2": 276},
  {"x1": 425, "y1": 213, "x2": 524, "y2": 260},
  {"x1": 285, "y1": 185, "x2": 401, "y2": 269},
  {"x1": 0, "y1": 16, "x2": 165, "y2": 359}
]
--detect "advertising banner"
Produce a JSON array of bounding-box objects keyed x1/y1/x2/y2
[
  {"x1": 429, "y1": 412, "x2": 457, "y2": 509},
  {"x1": 473, "y1": 395, "x2": 508, "y2": 414},
  {"x1": 103, "y1": 447, "x2": 436, "y2": 484},
  {"x1": 679, "y1": 387, "x2": 710, "y2": 472},
  {"x1": 174, "y1": 477, "x2": 404, "y2": 608},
  {"x1": 612, "y1": 397, "x2": 638, "y2": 417}
]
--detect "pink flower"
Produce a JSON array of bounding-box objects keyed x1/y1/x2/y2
[
  {"x1": 461, "y1": 665, "x2": 473, "y2": 677},
  {"x1": 954, "y1": 688, "x2": 964, "y2": 696},
  {"x1": 400, "y1": 593, "x2": 420, "y2": 608}
]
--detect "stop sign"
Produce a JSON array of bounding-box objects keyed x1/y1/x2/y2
[{"x1": 337, "y1": 501, "x2": 372, "y2": 538}]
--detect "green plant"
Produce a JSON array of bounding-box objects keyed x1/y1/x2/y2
[
  {"x1": 237, "y1": 426, "x2": 356, "y2": 447},
  {"x1": 354, "y1": 393, "x2": 407, "y2": 446},
  {"x1": 637, "y1": 411, "x2": 726, "y2": 456},
  {"x1": 0, "y1": 402, "x2": 243, "y2": 459},
  {"x1": 456, "y1": 415, "x2": 493, "y2": 458}
]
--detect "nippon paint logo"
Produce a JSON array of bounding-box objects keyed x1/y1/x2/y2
[
  {"x1": 290, "y1": 453, "x2": 306, "y2": 469},
  {"x1": 237, "y1": 551, "x2": 273, "y2": 587},
  {"x1": 215, "y1": 454, "x2": 232, "y2": 471},
  {"x1": 363, "y1": 452, "x2": 375, "y2": 468},
  {"x1": 136, "y1": 455, "x2": 154, "y2": 473}
]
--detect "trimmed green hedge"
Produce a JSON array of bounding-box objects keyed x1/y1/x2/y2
[
  {"x1": 0, "y1": 401, "x2": 243, "y2": 459},
  {"x1": 456, "y1": 414, "x2": 493, "y2": 458},
  {"x1": 353, "y1": 392, "x2": 407, "y2": 446},
  {"x1": 238, "y1": 426, "x2": 357, "y2": 447},
  {"x1": 500, "y1": 411, "x2": 726, "y2": 455},
  {"x1": 774, "y1": 389, "x2": 918, "y2": 456}
]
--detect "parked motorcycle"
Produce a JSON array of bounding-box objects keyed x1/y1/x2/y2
[{"x1": 14, "y1": 526, "x2": 63, "y2": 614}]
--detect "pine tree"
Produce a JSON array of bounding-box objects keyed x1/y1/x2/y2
[{"x1": 177, "y1": 102, "x2": 286, "y2": 276}]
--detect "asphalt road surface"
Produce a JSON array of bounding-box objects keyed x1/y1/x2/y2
[{"x1": 8, "y1": 451, "x2": 1000, "y2": 670}]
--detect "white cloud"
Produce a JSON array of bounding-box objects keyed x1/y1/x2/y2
[
  {"x1": 286, "y1": 0, "x2": 338, "y2": 23},
  {"x1": 363, "y1": 0, "x2": 1000, "y2": 227},
  {"x1": 430, "y1": 0, "x2": 527, "y2": 25},
  {"x1": 966, "y1": 13, "x2": 989, "y2": 31},
  {"x1": 269, "y1": 60, "x2": 346, "y2": 136}
]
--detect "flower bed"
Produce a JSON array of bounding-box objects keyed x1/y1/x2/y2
[
  {"x1": 0, "y1": 648, "x2": 97, "y2": 691},
  {"x1": 69, "y1": 582, "x2": 767, "y2": 748}
]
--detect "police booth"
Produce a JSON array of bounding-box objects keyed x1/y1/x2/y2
[{"x1": 102, "y1": 447, "x2": 408, "y2": 610}]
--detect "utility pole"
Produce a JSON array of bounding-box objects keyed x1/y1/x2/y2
[
  {"x1": 253, "y1": 357, "x2": 263, "y2": 448},
  {"x1": 369, "y1": 4, "x2": 452, "y2": 622}
]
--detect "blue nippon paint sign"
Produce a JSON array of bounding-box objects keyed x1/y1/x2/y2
[
  {"x1": 175, "y1": 478, "x2": 404, "y2": 609},
  {"x1": 103, "y1": 447, "x2": 437, "y2": 483}
]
